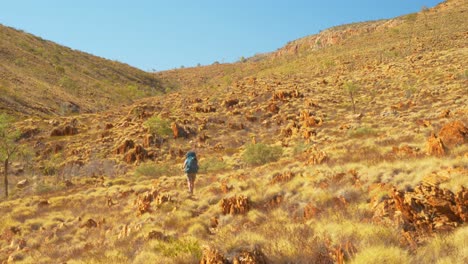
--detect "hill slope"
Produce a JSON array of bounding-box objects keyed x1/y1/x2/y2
[
  {"x1": 0, "y1": 0, "x2": 467, "y2": 263},
  {"x1": 0, "y1": 25, "x2": 167, "y2": 117}
]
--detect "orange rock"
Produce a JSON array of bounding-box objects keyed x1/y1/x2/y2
[
  {"x1": 392, "y1": 145, "x2": 420, "y2": 157},
  {"x1": 438, "y1": 120, "x2": 467, "y2": 148},
  {"x1": 232, "y1": 247, "x2": 268, "y2": 264},
  {"x1": 270, "y1": 171, "x2": 295, "y2": 184},
  {"x1": 200, "y1": 247, "x2": 229, "y2": 264},
  {"x1": 114, "y1": 139, "x2": 135, "y2": 155},
  {"x1": 223, "y1": 99, "x2": 239, "y2": 108},
  {"x1": 220, "y1": 195, "x2": 250, "y2": 215},
  {"x1": 80, "y1": 218, "x2": 98, "y2": 228},
  {"x1": 427, "y1": 133, "x2": 445, "y2": 156},
  {"x1": 373, "y1": 183, "x2": 466, "y2": 245},
  {"x1": 303, "y1": 203, "x2": 321, "y2": 220},
  {"x1": 50, "y1": 125, "x2": 78, "y2": 137}
]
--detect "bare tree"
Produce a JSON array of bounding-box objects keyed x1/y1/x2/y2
[
  {"x1": 0, "y1": 114, "x2": 20, "y2": 198},
  {"x1": 344, "y1": 82, "x2": 360, "y2": 114}
]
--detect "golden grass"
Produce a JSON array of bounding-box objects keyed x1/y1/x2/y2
[{"x1": 350, "y1": 245, "x2": 410, "y2": 264}]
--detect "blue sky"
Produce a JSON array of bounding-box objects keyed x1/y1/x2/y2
[{"x1": 1, "y1": 0, "x2": 444, "y2": 71}]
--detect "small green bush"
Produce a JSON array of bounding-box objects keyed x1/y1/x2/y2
[
  {"x1": 242, "y1": 143, "x2": 283, "y2": 166},
  {"x1": 134, "y1": 163, "x2": 178, "y2": 178},
  {"x1": 144, "y1": 115, "x2": 172, "y2": 137},
  {"x1": 151, "y1": 237, "x2": 202, "y2": 259},
  {"x1": 198, "y1": 158, "x2": 228, "y2": 173}
]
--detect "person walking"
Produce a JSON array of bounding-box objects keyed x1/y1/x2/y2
[{"x1": 183, "y1": 151, "x2": 199, "y2": 195}]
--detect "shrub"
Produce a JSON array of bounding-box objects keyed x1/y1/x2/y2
[
  {"x1": 198, "y1": 158, "x2": 228, "y2": 173},
  {"x1": 150, "y1": 237, "x2": 202, "y2": 260},
  {"x1": 134, "y1": 163, "x2": 178, "y2": 178},
  {"x1": 242, "y1": 143, "x2": 283, "y2": 166},
  {"x1": 144, "y1": 115, "x2": 172, "y2": 138}
]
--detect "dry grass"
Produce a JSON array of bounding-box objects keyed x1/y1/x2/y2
[{"x1": 1, "y1": 0, "x2": 467, "y2": 263}]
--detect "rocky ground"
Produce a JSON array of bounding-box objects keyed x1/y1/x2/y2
[{"x1": 0, "y1": 0, "x2": 467, "y2": 263}]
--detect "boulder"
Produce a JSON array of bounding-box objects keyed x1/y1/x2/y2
[{"x1": 438, "y1": 120, "x2": 467, "y2": 148}]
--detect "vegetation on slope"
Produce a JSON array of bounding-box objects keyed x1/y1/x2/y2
[
  {"x1": 0, "y1": 0, "x2": 467, "y2": 263},
  {"x1": 0, "y1": 25, "x2": 168, "y2": 117}
]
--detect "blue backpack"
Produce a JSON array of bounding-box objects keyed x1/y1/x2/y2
[{"x1": 185, "y1": 151, "x2": 199, "y2": 173}]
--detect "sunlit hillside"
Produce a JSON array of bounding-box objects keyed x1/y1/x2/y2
[
  {"x1": 0, "y1": 25, "x2": 167, "y2": 117},
  {"x1": 0, "y1": 0, "x2": 467, "y2": 263}
]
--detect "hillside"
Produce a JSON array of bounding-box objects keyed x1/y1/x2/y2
[
  {"x1": 0, "y1": 25, "x2": 167, "y2": 117},
  {"x1": 0, "y1": 0, "x2": 467, "y2": 263}
]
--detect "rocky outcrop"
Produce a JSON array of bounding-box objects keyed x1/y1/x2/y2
[
  {"x1": 135, "y1": 189, "x2": 170, "y2": 216},
  {"x1": 274, "y1": 19, "x2": 402, "y2": 57},
  {"x1": 220, "y1": 195, "x2": 250, "y2": 215},
  {"x1": 427, "y1": 121, "x2": 467, "y2": 156},
  {"x1": 200, "y1": 246, "x2": 267, "y2": 264},
  {"x1": 438, "y1": 120, "x2": 467, "y2": 148},
  {"x1": 50, "y1": 125, "x2": 78, "y2": 137},
  {"x1": 114, "y1": 139, "x2": 135, "y2": 155},
  {"x1": 270, "y1": 171, "x2": 295, "y2": 184},
  {"x1": 372, "y1": 183, "x2": 467, "y2": 245},
  {"x1": 427, "y1": 133, "x2": 445, "y2": 156}
]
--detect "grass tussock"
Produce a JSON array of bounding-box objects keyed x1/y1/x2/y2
[{"x1": 242, "y1": 143, "x2": 283, "y2": 166}]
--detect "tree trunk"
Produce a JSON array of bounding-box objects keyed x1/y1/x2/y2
[
  {"x1": 349, "y1": 92, "x2": 356, "y2": 114},
  {"x1": 4, "y1": 158, "x2": 8, "y2": 198}
]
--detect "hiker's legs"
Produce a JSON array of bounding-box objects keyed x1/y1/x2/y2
[{"x1": 187, "y1": 173, "x2": 196, "y2": 194}]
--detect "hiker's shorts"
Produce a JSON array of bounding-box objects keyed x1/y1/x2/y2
[{"x1": 186, "y1": 173, "x2": 196, "y2": 182}]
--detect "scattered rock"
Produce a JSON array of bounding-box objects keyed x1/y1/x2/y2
[
  {"x1": 200, "y1": 247, "x2": 229, "y2": 264},
  {"x1": 147, "y1": 230, "x2": 166, "y2": 240},
  {"x1": 223, "y1": 99, "x2": 239, "y2": 108},
  {"x1": 124, "y1": 144, "x2": 148, "y2": 163},
  {"x1": 427, "y1": 133, "x2": 445, "y2": 156},
  {"x1": 220, "y1": 195, "x2": 250, "y2": 215},
  {"x1": 37, "y1": 199, "x2": 50, "y2": 207},
  {"x1": 303, "y1": 203, "x2": 321, "y2": 220},
  {"x1": 114, "y1": 139, "x2": 135, "y2": 155},
  {"x1": 80, "y1": 218, "x2": 98, "y2": 228},
  {"x1": 50, "y1": 125, "x2": 78, "y2": 137},
  {"x1": 19, "y1": 126, "x2": 40, "y2": 140},
  {"x1": 16, "y1": 179, "x2": 29, "y2": 189},
  {"x1": 232, "y1": 247, "x2": 268, "y2": 264},
  {"x1": 392, "y1": 145, "x2": 420, "y2": 157},
  {"x1": 64, "y1": 179, "x2": 74, "y2": 188},
  {"x1": 306, "y1": 149, "x2": 329, "y2": 165},
  {"x1": 270, "y1": 171, "x2": 295, "y2": 184},
  {"x1": 200, "y1": 246, "x2": 268, "y2": 264}
]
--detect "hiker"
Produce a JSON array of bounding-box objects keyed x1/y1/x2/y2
[{"x1": 183, "y1": 151, "x2": 199, "y2": 194}]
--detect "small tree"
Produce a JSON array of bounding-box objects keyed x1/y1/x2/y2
[
  {"x1": 344, "y1": 82, "x2": 359, "y2": 114},
  {"x1": 0, "y1": 114, "x2": 20, "y2": 198}
]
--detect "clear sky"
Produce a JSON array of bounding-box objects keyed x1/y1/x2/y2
[{"x1": 1, "y1": 0, "x2": 444, "y2": 71}]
